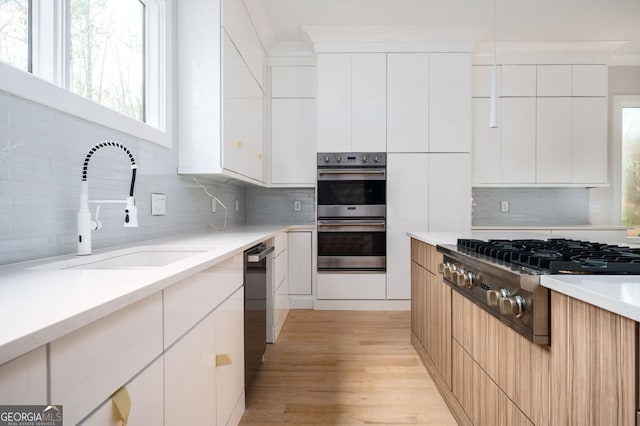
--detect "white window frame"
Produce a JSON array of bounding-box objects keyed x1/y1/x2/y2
[
  {"x1": 0, "y1": 0, "x2": 172, "y2": 148},
  {"x1": 612, "y1": 95, "x2": 640, "y2": 239}
]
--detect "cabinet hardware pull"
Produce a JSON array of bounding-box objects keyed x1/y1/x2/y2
[
  {"x1": 112, "y1": 386, "x2": 131, "y2": 426},
  {"x1": 216, "y1": 353, "x2": 232, "y2": 367}
]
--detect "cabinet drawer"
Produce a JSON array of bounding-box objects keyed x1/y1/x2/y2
[
  {"x1": 317, "y1": 273, "x2": 386, "y2": 300},
  {"x1": 50, "y1": 292, "x2": 163, "y2": 425},
  {"x1": 0, "y1": 347, "x2": 47, "y2": 404},
  {"x1": 164, "y1": 254, "x2": 243, "y2": 347}
]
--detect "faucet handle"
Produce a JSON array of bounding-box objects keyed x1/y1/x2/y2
[{"x1": 92, "y1": 205, "x2": 102, "y2": 231}]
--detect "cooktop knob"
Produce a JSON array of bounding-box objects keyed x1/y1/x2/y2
[
  {"x1": 486, "y1": 288, "x2": 510, "y2": 306},
  {"x1": 458, "y1": 271, "x2": 475, "y2": 288},
  {"x1": 499, "y1": 295, "x2": 526, "y2": 318}
]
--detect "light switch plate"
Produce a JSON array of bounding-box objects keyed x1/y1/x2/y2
[
  {"x1": 294, "y1": 200, "x2": 302, "y2": 212},
  {"x1": 500, "y1": 201, "x2": 509, "y2": 213},
  {"x1": 151, "y1": 193, "x2": 166, "y2": 216}
]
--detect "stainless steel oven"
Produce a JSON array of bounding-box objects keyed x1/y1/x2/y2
[{"x1": 317, "y1": 153, "x2": 386, "y2": 272}]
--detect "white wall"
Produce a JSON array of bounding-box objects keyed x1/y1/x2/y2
[{"x1": 589, "y1": 66, "x2": 640, "y2": 225}]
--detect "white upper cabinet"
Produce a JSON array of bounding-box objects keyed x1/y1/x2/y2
[
  {"x1": 178, "y1": 0, "x2": 266, "y2": 184},
  {"x1": 536, "y1": 97, "x2": 572, "y2": 183},
  {"x1": 501, "y1": 65, "x2": 537, "y2": 97},
  {"x1": 428, "y1": 153, "x2": 471, "y2": 232},
  {"x1": 222, "y1": 0, "x2": 266, "y2": 90},
  {"x1": 572, "y1": 97, "x2": 607, "y2": 183},
  {"x1": 573, "y1": 65, "x2": 608, "y2": 96},
  {"x1": 387, "y1": 53, "x2": 429, "y2": 152},
  {"x1": 501, "y1": 97, "x2": 536, "y2": 183},
  {"x1": 271, "y1": 66, "x2": 315, "y2": 98},
  {"x1": 317, "y1": 54, "x2": 352, "y2": 152},
  {"x1": 352, "y1": 54, "x2": 387, "y2": 152},
  {"x1": 317, "y1": 53, "x2": 386, "y2": 152},
  {"x1": 472, "y1": 98, "x2": 501, "y2": 183},
  {"x1": 429, "y1": 53, "x2": 471, "y2": 152},
  {"x1": 537, "y1": 65, "x2": 572, "y2": 96},
  {"x1": 472, "y1": 65, "x2": 502, "y2": 98}
]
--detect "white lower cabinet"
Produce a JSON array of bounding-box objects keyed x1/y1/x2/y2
[
  {"x1": 215, "y1": 288, "x2": 246, "y2": 425},
  {"x1": 0, "y1": 346, "x2": 47, "y2": 404},
  {"x1": 165, "y1": 309, "x2": 218, "y2": 426},
  {"x1": 317, "y1": 273, "x2": 386, "y2": 300},
  {"x1": 80, "y1": 356, "x2": 164, "y2": 426},
  {"x1": 288, "y1": 231, "x2": 312, "y2": 295},
  {"x1": 269, "y1": 234, "x2": 289, "y2": 343},
  {"x1": 49, "y1": 293, "x2": 163, "y2": 425},
  {"x1": 165, "y1": 286, "x2": 245, "y2": 426}
]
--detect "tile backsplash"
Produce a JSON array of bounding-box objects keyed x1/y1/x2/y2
[
  {"x1": 0, "y1": 92, "x2": 247, "y2": 265},
  {"x1": 246, "y1": 187, "x2": 315, "y2": 225},
  {"x1": 472, "y1": 187, "x2": 590, "y2": 226}
]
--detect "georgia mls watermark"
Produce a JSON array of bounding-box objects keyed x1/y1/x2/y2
[{"x1": 0, "y1": 405, "x2": 62, "y2": 426}]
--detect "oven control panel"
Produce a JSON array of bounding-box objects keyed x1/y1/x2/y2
[{"x1": 318, "y1": 152, "x2": 386, "y2": 167}]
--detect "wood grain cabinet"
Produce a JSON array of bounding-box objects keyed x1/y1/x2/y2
[{"x1": 410, "y1": 240, "x2": 451, "y2": 388}]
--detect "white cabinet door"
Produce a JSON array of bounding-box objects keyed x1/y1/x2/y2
[
  {"x1": 215, "y1": 287, "x2": 245, "y2": 426},
  {"x1": 429, "y1": 53, "x2": 471, "y2": 152},
  {"x1": 288, "y1": 231, "x2": 312, "y2": 295},
  {"x1": 271, "y1": 66, "x2": 315, "y2": 98},
  {"x1": 501, "y1": 65, "x2": 536, "y2": 97},
  {"x1": 387, "y1": 53, "x2": 429, "y2": 152},
  {"x1": 472, "y1": 98, "x2": 501, "y2": 184},
  {"x1": 472, "y1": 65, "x2": 502, "y2": 98},
  {"x1": 352, "y1": 54, "x2": 386, "y2": 152},
  {"x1": 317, "y1": 54, "x2": 351, "y2": 152},
  {"x1": 572, "y1": 97, "x2": 607, "y2": 183},
  {"x1": 536, "y1": 97, "x2": 572, "y2": 183},
  {"x1": 50, "y1": 293, "x2": 163, "y2": 426},
  {"x1": 223, "y1": 33, "x2": 264, "y2": 182},
  {"x1": 386, "y1": 154, "x2": 428, "y2": 300},
  {"x1": 0, "y1": 347, "x2": 47, "y2": 404},
  {"x1": 500, "y1": 98, "x2": 536, "y2": 183},
  {"x1": 537, "y1": 65, "x2": 572, "y2": 96},
  {"x1": 165, "y1": 310, "x2": 217, "y2": 426},
  {"x1": 573, "y1": 65, "x2": 607, "y2": 96},
  {"x1": 271, "y1": 98, "x2": 316, "y2": 184},
  {"x1": 80, "y1": 357, "x2": 164, "y2": 426},
  {"x1": 428, "y1": 153, "x2": 471, "y2": 232}
]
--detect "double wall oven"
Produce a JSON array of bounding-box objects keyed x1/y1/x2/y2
[{"x1": 317, "y1": 152, "x2": 386, "y2": 272}]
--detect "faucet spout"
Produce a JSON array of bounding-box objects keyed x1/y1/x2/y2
[{"x1": 77, "y1": 141, "x2": 138, "y2": 256}]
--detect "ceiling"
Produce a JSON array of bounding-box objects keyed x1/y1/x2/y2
[{"x1": 246, "y1": 0, "x2": 640, "y2": 61}]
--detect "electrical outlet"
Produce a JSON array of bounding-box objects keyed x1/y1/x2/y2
[
  {"x1": 211, "y1": 199, "x2": 217, "y2": 213},
  {"x1": 235, "y1": 200, "x2": 239, "y2": 212},
  {"x1": 294, "y1": 200, "x2": 302, "y2": 212},
  {"x1": 500, "y1": 200, "x2": 509, "y2": 213},
  {"x1": 151, "y1": 193, "x2": 166, "y2": 216}
]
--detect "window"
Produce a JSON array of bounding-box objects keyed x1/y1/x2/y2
[
  {"x1": 0, "y1": 0, "x2": 30, "y2": 71},
  {"x1": 621, "y1": 107, "x2": 640, "y2": 237},
  {"x1": 69, "y1": 0, "x2": 145, "y2": 121},
  {"x1": 0, "y1": 0, "x2": 170, "y2": 147}
]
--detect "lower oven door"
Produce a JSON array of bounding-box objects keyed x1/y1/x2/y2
[{"x1": 317, "y1": 219, "x2": 386, "y2": 271}]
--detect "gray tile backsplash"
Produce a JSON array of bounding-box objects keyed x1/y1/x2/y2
[
  {"x1": 0, "y1": 92, "x2": 247, "y2": 266},
  {"x1": 472, "y1": 187, "x2": 590, "y2": 226},
  {"x1": 246, "y1": 187, "x2": 315, "y2": 225}
]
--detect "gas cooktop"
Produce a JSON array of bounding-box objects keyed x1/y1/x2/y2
[{"x1": 456, "y1": 238, "x2": 640, "y2": 275}]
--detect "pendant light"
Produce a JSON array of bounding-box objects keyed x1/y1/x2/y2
[{"x1": 489, "y1": 0, "x2": 498, "y2": 128}]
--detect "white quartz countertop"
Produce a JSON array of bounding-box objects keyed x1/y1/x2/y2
[
  {"x1": 472, "y1": 225, "x2": 629, "y2": 230},
  {"x1": 408, "y1": 231, "x2": 640, "y2": 323},
  {"x1": 0, "y1": 225, "x2": 313, "y2": 365},
  {"x1": 541, "y1": 275, "x2": 640, "y2": 322}
]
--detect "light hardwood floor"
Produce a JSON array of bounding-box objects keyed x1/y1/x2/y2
[{"x1": 240, "y1": 310, "x2": 457, "y2": 425}]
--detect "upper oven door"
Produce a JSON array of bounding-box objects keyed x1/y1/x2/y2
[{"x1": 317, "y1": 168, "x2": 386, "y2": 217}]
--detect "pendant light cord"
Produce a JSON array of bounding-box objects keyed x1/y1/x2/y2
[{"x1": 493, "y1": 0, "x2": 497, "y2": 67}]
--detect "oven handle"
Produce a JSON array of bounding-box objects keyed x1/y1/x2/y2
[
  {"x1": 318, "y1": 221, "x2": 386, "y2": 231},
  {"x1": 318, "y1": 170, "x2": 385, "y2": 175},
  {"x1": 317, "y1": 169, "x2": 386, "y2": 181}
]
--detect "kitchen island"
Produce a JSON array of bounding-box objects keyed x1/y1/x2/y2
[
  {"x1": 0, "y1": 224, "x2": 312, "y2": 425},
  {"x1": 409, "y1": 231, "x2": 639, "y2": 426}
]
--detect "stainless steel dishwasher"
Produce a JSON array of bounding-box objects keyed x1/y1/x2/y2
[{"x1": 243, "y1": 243, "x2": 274, "y2": 389}]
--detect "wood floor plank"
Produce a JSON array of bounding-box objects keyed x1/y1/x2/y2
[{"x1": 240, "y1": 310, "x2": 457, "y2": 425}]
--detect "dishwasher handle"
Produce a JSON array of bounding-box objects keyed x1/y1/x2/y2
[{"x1": 246, "y1": 245, "x2": 275, "y2": 263}]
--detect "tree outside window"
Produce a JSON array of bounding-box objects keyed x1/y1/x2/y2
[
  {"x1": 69, "y1": 0, "x2": 145, "y2": 122},
  {"x1": 621, "y1": 107, "x2": 640, "y2": 237},
  {"x1": 0, "y1": 0, "x2": 29, "y2": 71}
]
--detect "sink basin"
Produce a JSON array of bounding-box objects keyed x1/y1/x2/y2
[{"x1": 31, "y1": 248, "x2": 207, "y2": 270}]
